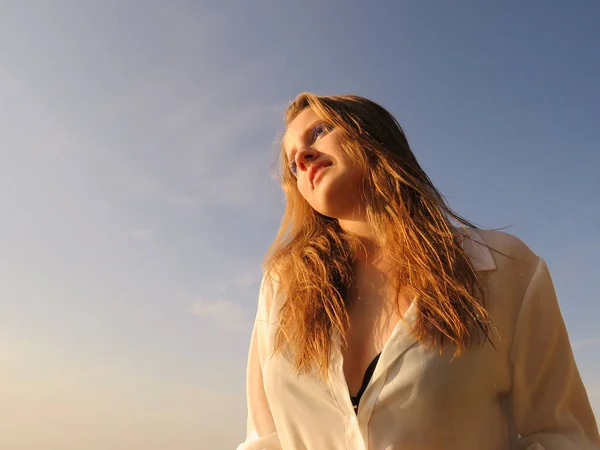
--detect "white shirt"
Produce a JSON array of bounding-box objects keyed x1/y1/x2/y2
[{"x1": 237, "y1": 229, "x2": 600, "y2": 449}]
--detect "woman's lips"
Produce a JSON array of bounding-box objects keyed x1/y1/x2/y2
[{"x1": 312, "y1": 164, "x2": 331, "y2": 186}]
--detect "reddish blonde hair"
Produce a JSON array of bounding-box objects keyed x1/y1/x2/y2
[{"x1": 264, "y1": 93, "x2": 492, "y2": 379}]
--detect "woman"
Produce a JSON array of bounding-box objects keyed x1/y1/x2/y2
[{"x1": 237, "y1": 93, "x2": 599, "y2": 449}]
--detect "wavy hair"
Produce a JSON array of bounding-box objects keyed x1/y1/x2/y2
[{"x1": 264, "y1": 92, "x2": 493, "y2": 379}]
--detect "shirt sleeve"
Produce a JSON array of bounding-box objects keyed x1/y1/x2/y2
[
  {"x1": 236, "y1": 276, "x2": 281, "y2": 450},
  {"x1": 510, "y1": 257, "x2": 600, "y2": 450}
]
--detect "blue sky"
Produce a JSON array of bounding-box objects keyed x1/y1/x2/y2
[{"x1": 0, "y1": 1, "x2": 598, "y2": 449}]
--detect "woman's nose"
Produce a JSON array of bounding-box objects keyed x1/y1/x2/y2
[{"x1": 295, "y1": 147, "x2": 318, "y2": 172}]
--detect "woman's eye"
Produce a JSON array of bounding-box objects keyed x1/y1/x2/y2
[
  {"x1": 289, "y1": 160, "x2": 298, "y2": 177},
  {"x1": 312, "y1": 123, "x2": 331, "y2": 141}
]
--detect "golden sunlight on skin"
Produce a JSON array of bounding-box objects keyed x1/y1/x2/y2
[
  {"x1": 284, "y1": 108, "x2": 387, "y2": 260},
  {"x1": 283, "y1": 108, "x2": 365, "y2": 225}
]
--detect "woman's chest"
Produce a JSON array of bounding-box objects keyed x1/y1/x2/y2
[
  {"x1": 342, "y1": 303, "x2": 401, "y2": 395},
  {"x1": 264, "y1": 323, "x2": 510, "y2": 422},
  {"x1": 342, "y1": 272, "x2": 413, "y2": 394}
]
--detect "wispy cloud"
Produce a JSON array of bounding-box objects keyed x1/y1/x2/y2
[
  {"x1": 190, "y1": 297, "x2": 250, "y2": 331},
  {"x1": 231, "y1": 270, "x2": 262, "y2": 290},
  {"x1": 130, "y1": 228, "x2": 154, "y2": 239},
  {"x1": 572, "y1": 337, "x2": 600, "y2": 350},
  {"x1": 86, "y1": 96, "x2": 281, "y2": 214}
]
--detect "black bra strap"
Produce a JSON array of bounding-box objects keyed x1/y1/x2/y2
[{"x1": 350, "y1": 352, "x2": 382, "y2": 413}]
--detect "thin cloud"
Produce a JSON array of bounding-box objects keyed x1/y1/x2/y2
[
  {"x1": 231, "y1": 270, "x2": 262, "y2": 290},
  {"x1": 130, "y1": 228, "x2": 154, "y2": 239},
  {"x1": 572, "y1": 337, "x2": 600, "y2": 350},
  {"x1": 90, "y1": 100, "x2": 280, "y2": 213},
  {"x1": 190, "y1": 297, "x2": 250, "y2": 330}
]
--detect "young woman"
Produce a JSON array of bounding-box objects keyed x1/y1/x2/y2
[{"x1": 237, "y1": 93, "x2": 599, "y2": 450}]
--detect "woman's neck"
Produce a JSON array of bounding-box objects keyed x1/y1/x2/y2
[{"x1": 338, "y1": 218, "x2": 387, "y2": 265}]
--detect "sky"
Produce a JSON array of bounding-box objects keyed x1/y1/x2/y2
[{"x1": 0, "y1": 1, "x2": 598, "y2": 449}]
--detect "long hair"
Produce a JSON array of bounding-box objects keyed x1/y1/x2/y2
[{"x1": 264, "y1": 92, "x2": 493, "y2": 380}]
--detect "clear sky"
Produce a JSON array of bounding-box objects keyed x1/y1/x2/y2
[{"x1": 0, "y1": 1, "x2": 598, "y2": 449}]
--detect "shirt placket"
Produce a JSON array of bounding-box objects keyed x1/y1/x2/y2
[
  {"x1": 328, "y1": 334, "x2": 368, "y2": 449},
  {"x1": 328, "y1": 300, "x2": 420, "y2": 449},
  {"x1": 337, "y1": 301, "x2": 420, "y2": 448}
]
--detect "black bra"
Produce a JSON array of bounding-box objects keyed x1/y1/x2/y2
[{"x1": 350, "y1": 352, "x2": 381, "y2": 414}]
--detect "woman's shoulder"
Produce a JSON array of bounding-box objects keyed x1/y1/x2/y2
[
  {"x1": 474, "y1": 229, "x2": 547, "y2": 318},
  {"x1": 256, "y1": 269, "x2": 285, "y2": 321},
  {"x1": 463, "y1": 229, "x2": 542, "y2": 301},
  {"x1": 474, "y1": 228, "x2": 539, "y2": 266},
  {"x1": 464, "y1": 230, "x2": 547, "y2": 346}
]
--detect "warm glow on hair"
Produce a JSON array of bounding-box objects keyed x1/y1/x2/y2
[{"x1": 264, "y1": 92, "x2": 494, "y2": 380}]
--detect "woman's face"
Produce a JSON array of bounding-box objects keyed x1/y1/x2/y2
[{"x1": 283, "y1": 108, "x2": 365, "y2": 220}]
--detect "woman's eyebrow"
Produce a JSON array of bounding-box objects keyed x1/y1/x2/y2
[{"x1": 284, "y1": 119, "x2": 322, "y2": 161}]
